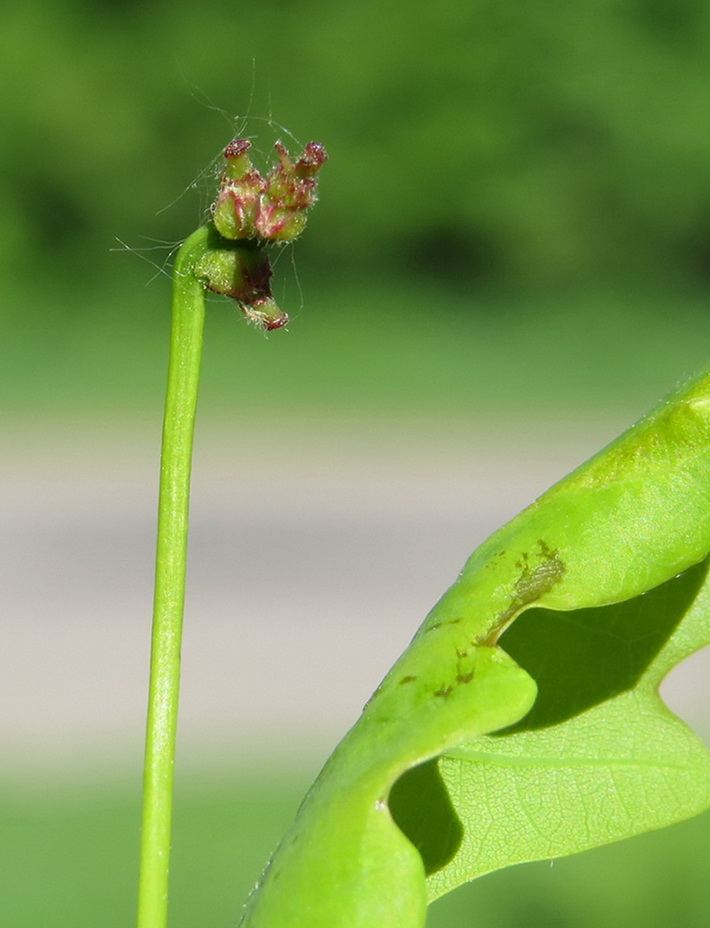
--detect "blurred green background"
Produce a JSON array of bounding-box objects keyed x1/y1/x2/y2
[
  {"x1": 5, "y1": 0, "x2": 710, "y2": 418},
  {"x1": 2, "y1": 0, "x2": 710, "y2": 925}
]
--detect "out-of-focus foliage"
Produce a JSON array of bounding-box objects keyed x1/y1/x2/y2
[{"x1": 3, "y1": 0, "x2": 710, "y2": 303}]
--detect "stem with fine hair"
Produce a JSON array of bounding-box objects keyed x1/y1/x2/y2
[
  {"x1": 137, "y1": 225, "x2": 211, "y2": 928},
  {"x1": 135, "y1": 136, "x2": 326, "y2": 928}
]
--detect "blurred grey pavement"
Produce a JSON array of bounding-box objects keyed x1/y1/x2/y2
[{"x1": 2, "y1": 414, "x2": 709, "y2": 777}]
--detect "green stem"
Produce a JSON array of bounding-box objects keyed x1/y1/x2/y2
[{"x1": 137, "y1": 225, "x2": 211, "y2": 928}]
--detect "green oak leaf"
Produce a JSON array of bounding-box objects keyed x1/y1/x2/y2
[
  {"x1": 402, "y1": 556, "x2": 710, "y2": 900},
  {"x1": 238, "y1": 366, "x2": 710, "y2": 928}
]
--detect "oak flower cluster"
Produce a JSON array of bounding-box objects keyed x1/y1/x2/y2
[{"x1": 211, "y1": 138, "x2": 328, "y2": 243}]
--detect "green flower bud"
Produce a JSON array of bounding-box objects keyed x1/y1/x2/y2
[
  {"x1": 212, "y1": 140, "x2": 266, "y2": 240},
  {"x1": 194, "y1": 233, "x2": 288, "y2": 331},
  {"x1": 240, "y1": 296, "x2": 289, "y2": 331}
]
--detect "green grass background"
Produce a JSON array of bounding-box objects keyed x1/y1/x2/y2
[{"x1": 3, "y1": 0, "x2": 710, "y2": 924}]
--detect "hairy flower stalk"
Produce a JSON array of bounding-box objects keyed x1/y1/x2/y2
[{"x1": 137, "y1": 138, "x2": 325, "y2": 928}]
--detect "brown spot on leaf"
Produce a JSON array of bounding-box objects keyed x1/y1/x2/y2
[
  {"x1": 481, "y1": 540, "x2": 566, "y2": 645},
  {"x1": 424, "y1": 617, "x2": 463, "y2": 634},
  {"x1": 434, "y1": 685, "x2": 453, "y2": 699}
]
